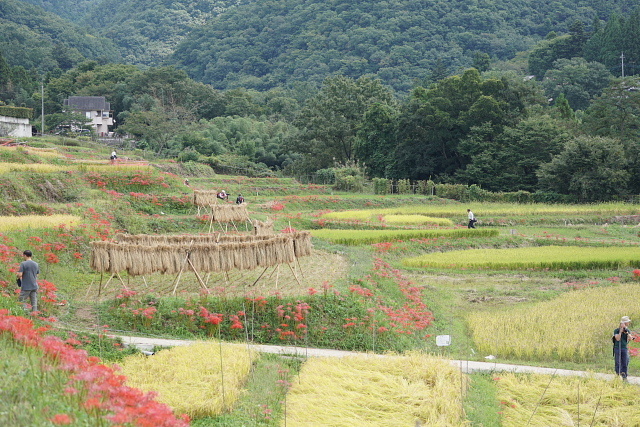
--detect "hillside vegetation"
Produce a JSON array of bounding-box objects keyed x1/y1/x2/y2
[
  {"x1": 0, "y1": 0, "x2": 120, "y2": 70},
  {"x1": 171, "y1": 0, "x2": 629, "y2": 92}
]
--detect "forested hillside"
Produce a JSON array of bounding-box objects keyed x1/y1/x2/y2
[
  {"x1": 82, "y1": 0, "x2": 240, "y2": 66},
  {"x1": 171, "y1": 0, "x2": 633, "y2": 92},
  {"x1": 18, "y1": 0, "x2": 99, "y2": 21},
  {"x1": 0, "y1": 0, "x2": 119, "y2": 70}
]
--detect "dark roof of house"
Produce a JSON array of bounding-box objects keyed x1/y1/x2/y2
[{"x1": 63, "y1": 96, "x2": 111, "y2": 111}]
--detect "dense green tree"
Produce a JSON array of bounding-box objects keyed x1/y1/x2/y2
[
  {"x1": 456, "y1": 115, "x2": 570, "y2": 191},
  {"x1": 119, "y1": 110, "x2": 182, "y2": 155},
  {"x1": 355, "y1": 102, "x2": 399, "y2": 177},
  {"x1": 44, "y1": 111, "x2": 91, "y2": 133},
  {"x1": 537, "y1": 136, "x2": 630, "y2": 201},
  {"x1": 554, "y1": 93, "x2": 575, "y2": 120},
  {"x1": 185, "y1": 116, "x2": 295, "y2": 168},
  {"x1": 392, "y1": 69, "x2": 527, "y2": 180},
  {"x1": 288, "y1": 76, "x2": 396, "y2": 172},
  {"x1": 528, "y1": 35, "x2": 574, "y2": 77},
  {"x1": 472, "y1": 52, "x2": 491, "y2": 72},
  {"x1": 584, "y1": 12, "x2": 640, "y2": 75},
  {"x1": 583, "y1": 77, "x2": 640, "y2": 141},
  {"x1": 583, "y1": 77, "x2": 640, "y2": 193},
  {"x1": 542, "y1": 58, "x2": 612, "y2": 110}
]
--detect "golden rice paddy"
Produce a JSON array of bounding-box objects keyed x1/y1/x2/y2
[
  {"x1": 403, "y1": 245, "x2": 640, "y2": 270},
  {"x1": 118, "y1": 341, "x2": 257, "y2": 418},
  {"x1": 284, "y1": 352, "x2": 467, "y2": 426},
  {"x1": 0, "y1": 214, "x2": 81, "y2": 231}
]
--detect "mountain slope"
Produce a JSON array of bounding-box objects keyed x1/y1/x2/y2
[
  {"x1": 170, "y1": 0, "x2": 632, "y2": 92},
  {"x1": 17, "y1": 0, "x2": 100, "y2": 22},
  {"x1": 82, "y1": 0, "x2": 240, "y2": 66},
  {"x1": 0, "y1": 0, "x2": 120, "y2": 70}
]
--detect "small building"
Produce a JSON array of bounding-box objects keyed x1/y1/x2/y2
[
  {"x1": 0, "y1": 106, "x2": 33, "y2": 138},
  {"x1": 63, "y1": 96, "x2": 114, "y2": 136}
]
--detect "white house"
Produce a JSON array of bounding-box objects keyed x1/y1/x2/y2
[{"x1": 63, "y1": 96, "x2": 114, "y2": 136}]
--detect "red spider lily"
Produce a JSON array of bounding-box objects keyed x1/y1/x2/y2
[
  {"x1": 0, "y1": 244, "x2": 16, "y2": 263},
  {"x1": 372, "y1": 241, "x2": 396, "y2": 252},
  {"x1": 349, "y1": 284, "x2": 374, "y2": 298},
  {"x1": 0, "y1": 311, "x2": 189, "y2": 426},
  {"x1": 633, "y1": 269, "x2": 640, "y2": 278},
  {"x1": 45, "y1": 253, "x2": 60, "y2": 264},
  {"x1": 50, "y1": 413, "x2": 73, "y2": 425},
  {"x1": 230, "y1": 315, "x2": 244, "y2": 330}
]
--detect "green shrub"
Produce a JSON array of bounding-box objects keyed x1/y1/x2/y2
[
  {"x1": 314, "y1": 168, "x2": 336, "y2": 185},
  {"x1": 332, "y1": 161, "x2": 365, "y2": 192},
  {"x1": 396, "y1": 179, "x2": 411, "y2": 194},
  {"x1": 177, "y1": 150, "x2": 200, "y2": 163},
  {"x1": 372, "y1": 177, "x2": 390, "y2": 194},
  {"x1": 0, "y1": 105, "x2": 32, "y2": 119},
  {"x1": 434, "y1": 183, "x2": 468, "y2": 200},
  {"x1": 417, "y1": 180, "x2": 435, "y2": 195}
]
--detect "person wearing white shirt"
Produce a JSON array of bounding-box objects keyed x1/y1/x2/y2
[{"x1": 467, "y1": 209, "x2": 476, "y2": 228}]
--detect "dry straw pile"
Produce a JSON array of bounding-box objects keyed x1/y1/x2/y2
[
  {"x1": 193, "y1": 190, "x2": 248, "y2": 222},
  {"x1": 90, "y1": 232, "x2": 312, "y2": 276}
]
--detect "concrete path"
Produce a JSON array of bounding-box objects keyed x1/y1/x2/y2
[{"x1": 114, "y1": 334, "x2": 639, "y2": 385}]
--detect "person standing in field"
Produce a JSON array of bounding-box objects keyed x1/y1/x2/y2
[
  {"x1": 17, "y1": 250, "x2": 40, "y2": 313},
  {"x1": 236, "y1": 194, "x2": 244, "y2": 204},
  {"x1": 613, "y1": 316, "x2": 633, "y2": 380},
  {"x1": 467, "y1": 209, "x2": 476, "y2": 228}
]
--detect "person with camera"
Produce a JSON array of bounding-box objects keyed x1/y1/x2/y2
[
  {"x1": 17, "y1": 250, "x2": 40, "y2": 313},
  {"x1": 613, "y1": 316, "x2": 632, "y2": 380}
]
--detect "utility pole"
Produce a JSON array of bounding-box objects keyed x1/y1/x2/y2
[
  {"x1": 621, "y1": 52, "x2": 625, "y2": 78},
  {"x1": 40, "y1": 80, "x2": 44, "y2": 135}
]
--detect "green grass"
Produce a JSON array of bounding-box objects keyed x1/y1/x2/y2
[
  {"x1": 464, "y1": 373, "x2": 502, "y2": 427},
  {"x1": 0, "y1": 335, "x2": 91, "y2": 426},
  {"x1": 311, "y1": 228, "x2": 499, "y2": 245},
  {"x1": 194, "y1": 353, "x2": 302, "y2": 426}
]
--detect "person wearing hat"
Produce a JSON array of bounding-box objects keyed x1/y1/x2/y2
[{"x1": 613, "y1": 316, "x2": 632, "y2": 379}]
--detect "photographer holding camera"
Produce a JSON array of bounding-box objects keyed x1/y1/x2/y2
[{"x1": 613, "y1": 316, "x2": 632, "y2": 380}]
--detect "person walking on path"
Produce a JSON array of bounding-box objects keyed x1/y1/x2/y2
[
  {"x1": 17, "y1": 250, "x2": 40, "y2": 313},
  {"x1": 467, "y1": 209, "x2": 476, "y2": 229},
  {"x1": 613, "y1": 316, "x2": 633, "y2": 380}
]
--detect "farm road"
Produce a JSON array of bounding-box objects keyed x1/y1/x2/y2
[{"x1": 114, "y1": 334, "x2": 639, "y2": 386}]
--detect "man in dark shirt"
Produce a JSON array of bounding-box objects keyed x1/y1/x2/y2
[
  {"x1": 613, "y1": 316, "x2": 632, "y2": 379},
  {"x1": 17, "y1": 250, "x2": 40, "y2": 313}
]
